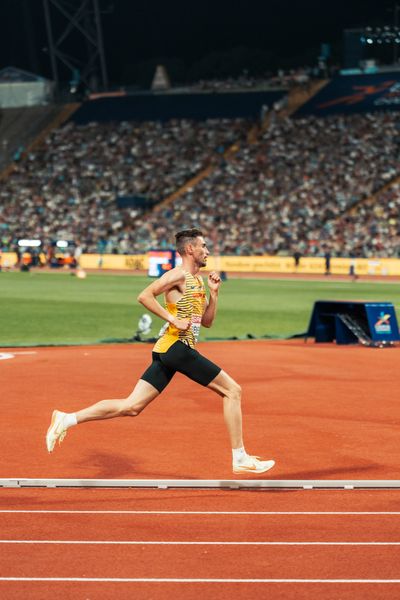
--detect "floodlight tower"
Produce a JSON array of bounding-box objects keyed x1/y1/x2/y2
[{"x1": 42, "y1": 0, "x2": 109, "y2": 95}]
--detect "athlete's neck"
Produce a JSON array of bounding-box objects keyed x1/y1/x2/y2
[{"x1": 181, "y1": 257, "x2": 200, "y2": 276}]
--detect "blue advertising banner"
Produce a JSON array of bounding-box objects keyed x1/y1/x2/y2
[
  {"x1": 307, "y1": 300, "x2": 400, "y2": 345},
  {"x1": 364, "y1": 303, "x2": 400, "y2": 342},
  {"x1": 72, "y1": 90, "x2": 286, "y2": 124},
  {"x1": 295, "y1": 72, "x2": 400, "y2": 117}
]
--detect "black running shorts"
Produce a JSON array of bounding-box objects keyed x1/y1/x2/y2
[{"x1": 140, "y1": 340, "x2": 222, "y2": 393}]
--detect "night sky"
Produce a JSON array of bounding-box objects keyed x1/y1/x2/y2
[{"x1": 0, "y1": 0, "x2": 398, "y2": 85}]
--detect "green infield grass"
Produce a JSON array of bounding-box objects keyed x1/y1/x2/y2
[{"x1": 0, "y1": 270, "x2": 399, "y2": 346}]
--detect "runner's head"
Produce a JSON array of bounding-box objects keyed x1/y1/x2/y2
[
  {"x1": 175, "y1": 229, "x2": 209, "y2": 267},
  {"x1": 175, "y1": 229, "x2": 203, "y2": 255}
]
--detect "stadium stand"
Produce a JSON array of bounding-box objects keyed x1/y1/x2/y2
[
  {"x1": 1, "y1": 78, "x2": 399, "y2": 259},
  {"x1": 328, "y1": 183, "x2": 400, "y2": 258},
  {"x1": 117, "y1": 111, "x2": 400, "y2": 257},
  {"x1": 70, "y1": 89, "x2": 286, "y2": 124},
  {"x1": 0, "y1": 117, "x2": 251, "y2": 254},
  {"x1": 187, "y1": 67, "x2": 317, "y2": 92},
  {"x1": 0, "y1": 105, "x2": 63, "y2": 171}
]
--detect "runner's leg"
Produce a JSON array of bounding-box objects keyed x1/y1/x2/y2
[
  {"x1": 207, "y1": 370, "x2": 243, "y2": 449},
  {"x1": 76, "y1": 379, "x2": 160, "y2": 423}
]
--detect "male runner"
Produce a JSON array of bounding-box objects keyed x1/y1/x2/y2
[{"x1": 46, "y1": 228, "x2": 275, "y2": 475}]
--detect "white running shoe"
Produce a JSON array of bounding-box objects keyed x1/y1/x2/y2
[
  {"x1": 46, "y1": 410, "x2": 67, "y2": 453},
  {"x1": 233, "y1": 455, "x2": 275, "y2": 475}
]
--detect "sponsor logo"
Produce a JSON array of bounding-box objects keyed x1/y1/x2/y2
[
  {"x1": 374, "y1": 312, "x2": 392, "y2": 334},
  {"x1": 317, "y1": 81, "x2": 396, "y2": 109}
]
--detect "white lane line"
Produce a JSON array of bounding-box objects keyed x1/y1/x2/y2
[
  {"x1": 0, "y1": 577, "x2": 400, "y2": 583},
  {"x1": 0, "y1": 351, "x2": 37, "y2": 356},
  {"x1": 0, "y1": 540, "x2": 399, "y2": 546},
  {"x1": 0, "y1": 351, "x2": 37, "y2": 361},
  {"x1": 1, "y1": 510, "x2": 400, "y2": 515}
]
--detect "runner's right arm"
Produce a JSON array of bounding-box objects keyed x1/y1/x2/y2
[{"x1": 137, "y1": 268, "x2": 190, "y2": 331}]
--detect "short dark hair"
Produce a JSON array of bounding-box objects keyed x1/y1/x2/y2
[{"x1": 175, "y1": 228, "x2": 203, "y2": 255}]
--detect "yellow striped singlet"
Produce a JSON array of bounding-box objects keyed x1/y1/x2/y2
[{"x1": 153, "y1": 271, "x2": 206, "y2": 353}]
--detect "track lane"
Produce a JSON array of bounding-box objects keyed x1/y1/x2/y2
[
  {"x1": 1, "y1": 509, "x2": 399, "y2": 588},
  {"x1": 2, "y1": 488, "x2": 400, "y2": 511},
  {"x1": 1, "y1": 544, "x2": 400, "y2": 579},
  {"x1": 1, "y1": 512, "x2": 400, "y2": 542},
  {"x1": 1, "y1": 581, "x2": 400, "y2": 600}
]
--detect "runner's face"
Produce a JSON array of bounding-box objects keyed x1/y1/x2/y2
[{"x1": 192, "y1": 236, "x2": 209, "y2": 267}]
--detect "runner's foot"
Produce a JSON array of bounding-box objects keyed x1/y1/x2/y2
[
  {"x1": 233, "y1": 455, "x2": 275, "y2": 475},
  {"x1": 46, "y1": 410, "x2": 67, "y2": 452}
]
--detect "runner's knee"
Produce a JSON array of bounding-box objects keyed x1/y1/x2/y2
[
  {"x1": 120, "y1": 399, "x2": 143, "y2": 417},
  {"x1": 227, "y1": 381, "x2": 242, "y2": 402}
]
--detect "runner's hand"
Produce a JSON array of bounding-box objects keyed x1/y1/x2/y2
[
  {"x1": 207, "y1": 271, "x2": 221, "y2": 292},
  {"x1": 171, "y1": 317, "x2": 191, "y2": 330}
]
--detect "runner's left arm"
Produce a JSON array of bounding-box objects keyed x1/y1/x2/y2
[{"x1": 202, "y1": 271, "x2": 221, "y2": 328}]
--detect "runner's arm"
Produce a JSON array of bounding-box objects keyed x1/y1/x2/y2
[
  {"x1": 137, "y1": 268, "x2": 189, "y2": 330},
  {"x1": 202, "y1": 271, "x2": 221, "y2": 328}
]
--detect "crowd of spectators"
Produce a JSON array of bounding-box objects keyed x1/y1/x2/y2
[
  {"x1": 327, "y1": 184, "x2": 400, "y2": 258},
  {"x1": 188, "y1": 67, "x2": 318, "y2": 93},
  {"x1": 0, "y1": 117, "x2": 249, "y2": 253},
  {"x1": 1, "y1": 110, "x2": 400, "y2": 259},
  {"x1": 121, "y1": 111, "x2": 400, "y2": 257}
]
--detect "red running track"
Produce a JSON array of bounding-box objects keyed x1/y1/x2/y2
[
  {"x1": 1, "y1": 341, "x2": 400, "y2": 480},
  {"x1": 1, "y1": 340, "x2": 400, "y2": 598},
  {"x1": 0, "y1": 488, "x2": 400, "y2": 599}
]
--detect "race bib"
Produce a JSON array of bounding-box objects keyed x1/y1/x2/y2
[{"x1": 191, "y1": 315, "x2": 202, "y2": 341}]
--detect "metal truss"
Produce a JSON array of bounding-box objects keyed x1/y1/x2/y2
[{"x1": 42, "y1": 0, "x2": 108, "y2": 93}]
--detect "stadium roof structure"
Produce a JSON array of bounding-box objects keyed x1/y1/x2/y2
[{"x1": 0, "y1": 66, "x2": 49, "y2": 83}]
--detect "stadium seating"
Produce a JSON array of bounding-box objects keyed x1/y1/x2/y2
[{"x1": 0, "y1": 107, "x2": 399, "y2": 258}]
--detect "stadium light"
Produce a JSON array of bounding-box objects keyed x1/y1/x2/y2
[
  {"x1": 18, "y1": 239, "x2": 41, "y2": 247},
  {"x1": 360, "y1": 26, "x2": 400, "y2": 44}
]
